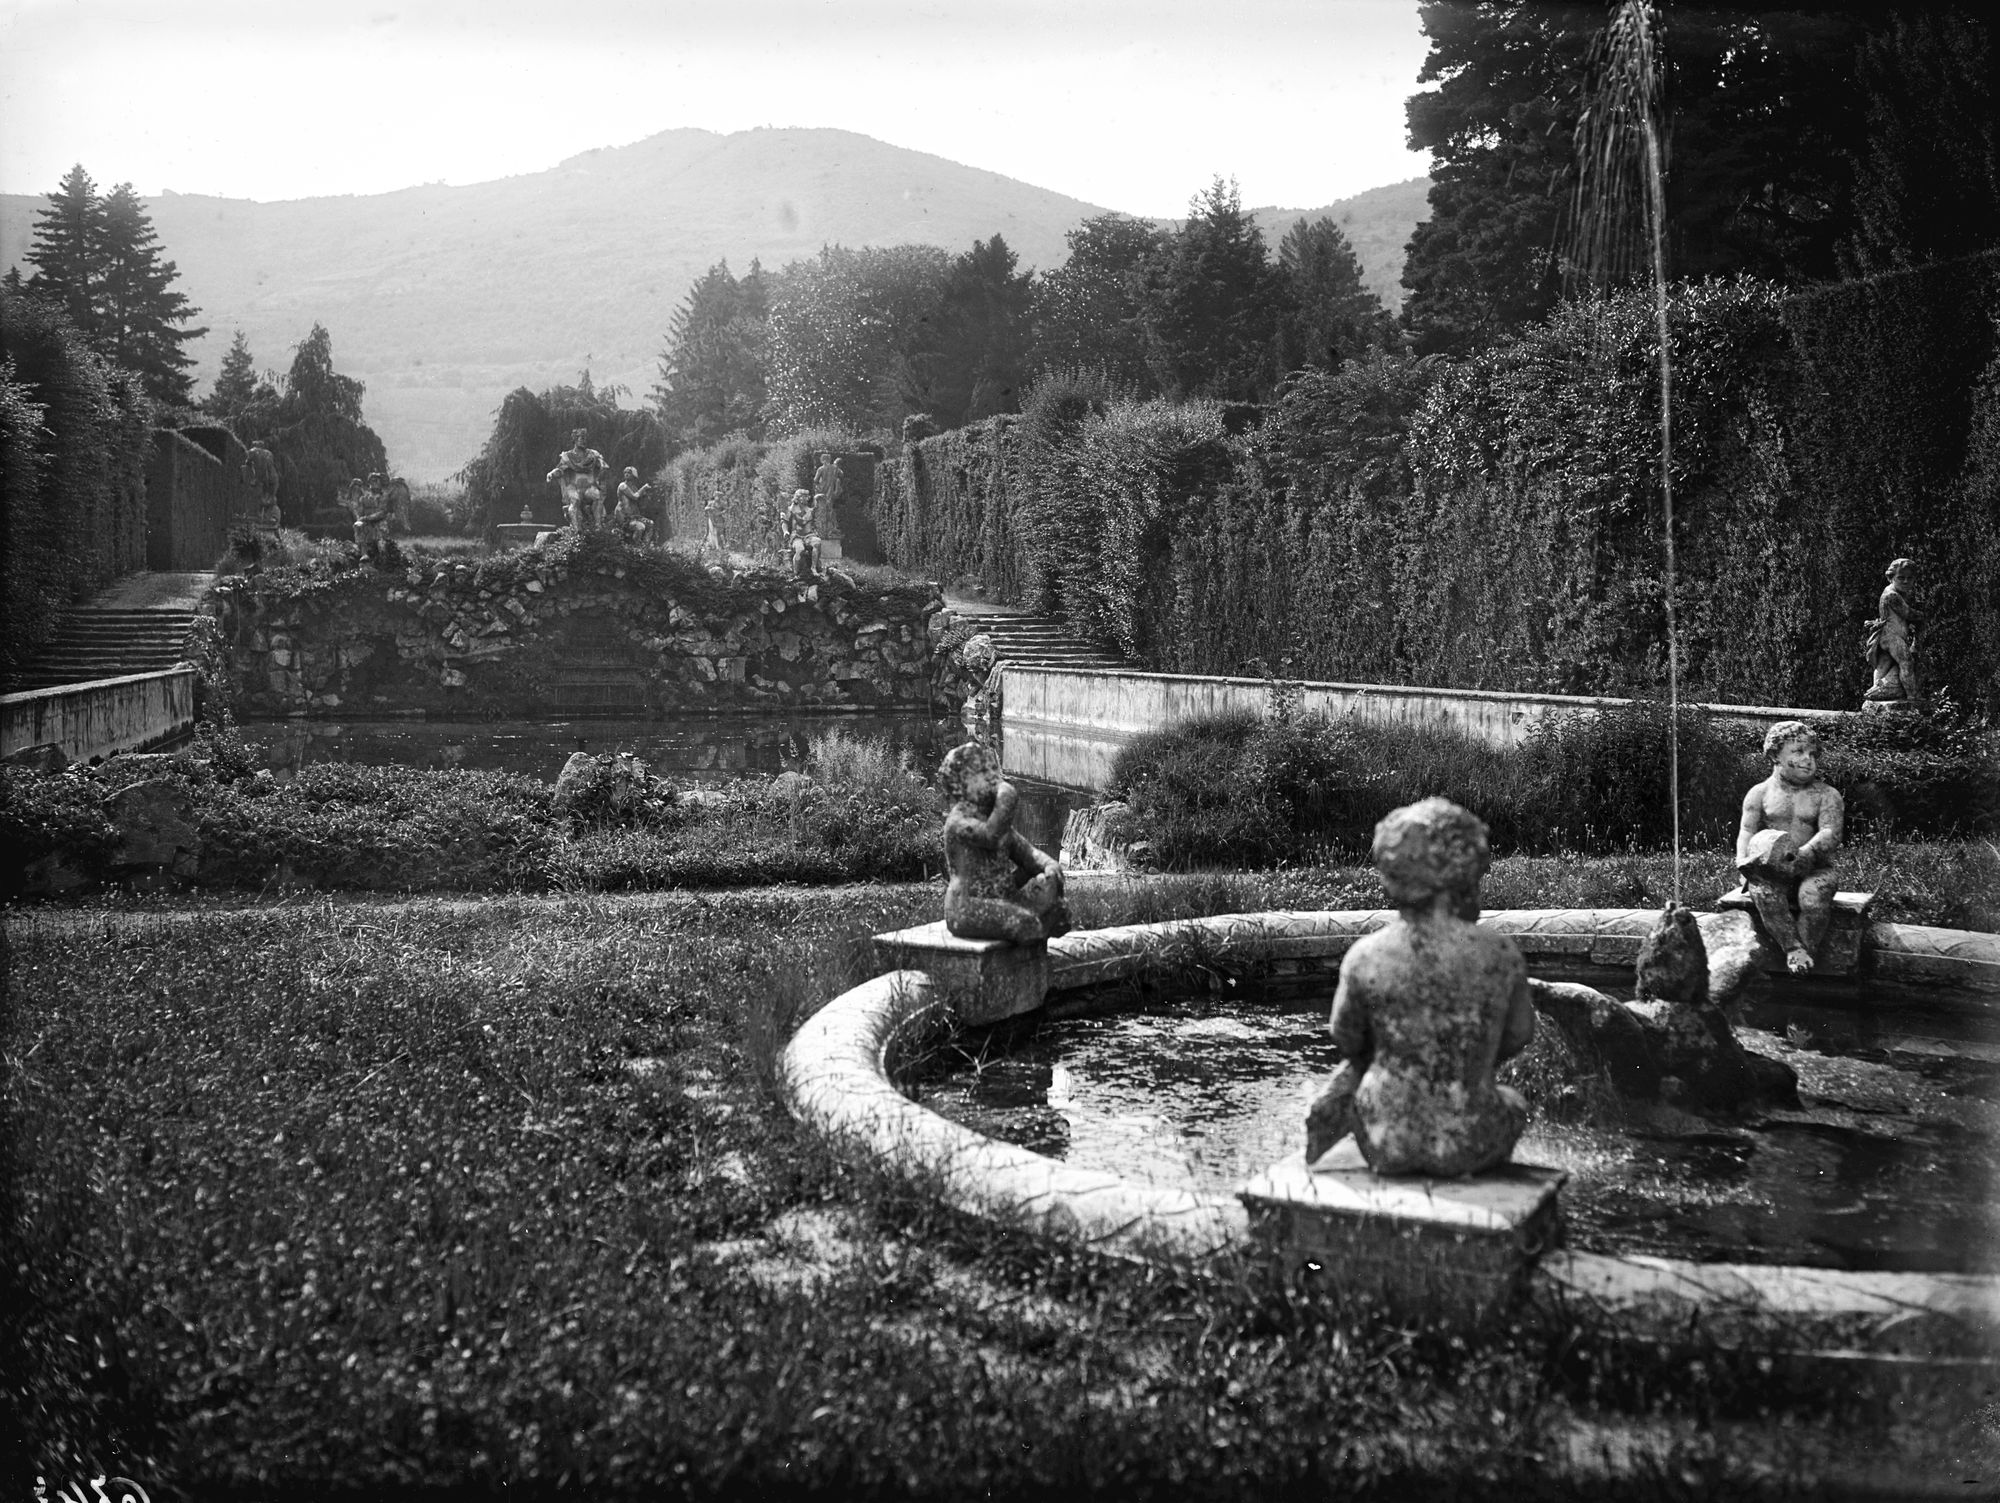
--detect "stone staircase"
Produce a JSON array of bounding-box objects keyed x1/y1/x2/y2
[
  {"x1": 4, "y1": 573, "x2": 209, "y2": 692},
  {"x1": 948, "y1": 605, "x2": 1134, "y2": 671}
]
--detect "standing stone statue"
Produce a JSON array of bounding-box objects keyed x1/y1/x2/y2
[
  {"x1": 242, "y1": 444, "x2": 281, "y2": 535},
  {"x1": 1734, "y1": 719, "x2": 1844, "y2": 974},
  {"x1": 353, "y1": 472, "x2": 394, "y2": 561},
  {"x1": 939, "y1": 741, "x2": 1071, "y2": 943},
  {"x1": 1304, "y1": 798, "x2": 1534, "y2": 1177},
  {"x1": 812, "y1": 451, "x2": 846, "y2": 554},
  {"x1": 546, "y1": 429, "x2": 608, "y2": 533},
  {"x1": 702, "y1": 490, "x2": 724, "y2": 556},
  {"x1": 1862, "y1": 556, "x2": 1921, "y2": 707},
  {"x1": 782, "y1": 487, "x2": 820, "y2": 579}
]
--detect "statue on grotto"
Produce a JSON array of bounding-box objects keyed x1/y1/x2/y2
[
  {"x1": 612, "y1": 467, "x2": 654, "y2": 543},
  {"x1": 1304, "y1": 798, "x2": 1534, "y2": 1177},
  {"x1": 939, "y1": 741, "x2": 1071, "y2": 944},
  {"x1": 547, "y1": 429, "x2": 608, "y2": 532}
]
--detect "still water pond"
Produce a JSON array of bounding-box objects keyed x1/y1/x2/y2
[{"x1": 911, "y1": 987, "x2": 2000, "y2": 1275}]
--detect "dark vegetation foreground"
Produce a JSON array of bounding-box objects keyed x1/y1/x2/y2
[{"x1": 6, "y1": 883, "x2": 1994, "y2": 1500}]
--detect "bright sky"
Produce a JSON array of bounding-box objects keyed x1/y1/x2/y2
[{"x1": 0, "y1": 0, "x2": 1432, "y2": 214}]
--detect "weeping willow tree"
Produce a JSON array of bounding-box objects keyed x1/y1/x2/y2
[
  {"x1": 231, "y1": 323, "x2": 388, "y2": 523},
  {"x1": 459, "y1": 374, "x2": 671, "y2": 532}
]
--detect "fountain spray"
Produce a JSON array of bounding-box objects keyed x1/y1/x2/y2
[{"x1": 1573, "y1": 0, "x2": 1683, "y2": 903}]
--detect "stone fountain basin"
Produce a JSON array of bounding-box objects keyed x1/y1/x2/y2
[{"x1": 779, "y1": 907, "x2": 2000, "y2": 1356}]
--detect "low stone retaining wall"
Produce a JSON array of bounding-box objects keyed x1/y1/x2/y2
[
  {"x1": 2, "y1": 669, "x2": 196, "y2": 764},
  {"x1": 211, "y1": 544, "x2": 949, "y2": 716},
  {"x1": 1001, "y1": 665, "x2": 1855, "y2": 791}
]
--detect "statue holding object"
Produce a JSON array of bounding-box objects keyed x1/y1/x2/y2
[
  {"x1": 1734, "y1": 720, "x2": 1844, "y2": 974},
  {"x1": 1304, "y1": 798, "x2": 1534, "y2": 1177},
  {"x1": 939, "y1": 741, "x2": 1071, "y2": 944},
  {"x1": 546, "y1": 429, "x2": 608, "y2": 532},
  {"x1": 1862, "y1": 556, "x2": 1921, "y2": 708}
]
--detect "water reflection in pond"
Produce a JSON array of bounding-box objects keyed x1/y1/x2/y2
[{"x1": 912, "y1": 987, "x2": 2000, "y2": 1275}]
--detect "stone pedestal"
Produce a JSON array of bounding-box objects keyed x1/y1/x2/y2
[
  {"x1": 820, "y1": 538, "x2": 844, "y2": 563},
  {"x1": 1240, "y1": 1141, "x2": 1566, "y2": 1321},
  {"x1": 492, "y1": 523, "x2": 547, "y2": 551},
  {"x1": 1718, "y1": 888, "x2": 1874, "y2": 978},
  {"x1": 873, "y1": 921, "x2": 1047, "y2": 1025}
]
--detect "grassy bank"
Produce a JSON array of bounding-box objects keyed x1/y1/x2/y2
[{"x1": 6, "y1": 885, "x2": 1988, "y2": 1499}]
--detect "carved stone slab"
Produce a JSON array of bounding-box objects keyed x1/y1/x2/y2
[
  {"x1": 1240, "y1": 1143, "x2": 1567, "y2": 1321},
  {"x1": 874, "y1": 921, "x2": 1048, "y2": 1025},
  {"x1": 1717, "y1": 888, "x2": 1875, "y2": 977}
]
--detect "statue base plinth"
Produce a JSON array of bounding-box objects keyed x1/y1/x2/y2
[
  {"x1": 1717, "y1": 889, "x2": 1874, "y2": 978},
  {"x1": 1861, "y1": 697, "x2": 1923, "y2": 717},
  {"x1": 1240, "y1": 1141, "x2": 1566, "y2": 1322},
  {"x1": 873, "y1": 921, "x2": 1048, "y2": 1025}
]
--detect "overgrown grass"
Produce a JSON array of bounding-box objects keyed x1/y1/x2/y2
[
  {"x1": 2, "y1": 728, "x2": 943, "y2": 900},
  {"x1": 8, "y1": 891, "x2": 1980, "y2": 1498}
]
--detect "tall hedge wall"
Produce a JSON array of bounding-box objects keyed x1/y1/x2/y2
[
  {"x1": 871, "y1": 256, "x2": 2000, "y2": 713},
  {"x1": 659, "y1": 426, "x2": 876, "y2": 564},
  {"x1": 1, "y1": 290, "x2": 152, "y2": 677}
]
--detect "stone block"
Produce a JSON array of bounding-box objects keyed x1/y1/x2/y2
[
  {"x1": 873, "y1": 921, "x2": 1049, "y2": 1025},
  {"x1": 1717, "y1": 888, "x2": 1873, "y2": 977},
  {"x1": 1240, "y1": 1143, "x2": 1566, "y2": 1322}
]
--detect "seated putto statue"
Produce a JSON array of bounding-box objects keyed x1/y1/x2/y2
[
  {"x1": 1735, "y1": 719, "x2": 1844, "y2": 974},
  {"x1": 1862, "y1": 556, "x2": 1921, "y2": 706},
  {"x1": 546, "y1": 429, "x2": 608, "y2": 532},
  {"x1": 1305, "y1": 797, "x2": 1534, "y2": 1177},
  {"x1": 939, "y1": 741, "x2": 1071, "y2": 944}
]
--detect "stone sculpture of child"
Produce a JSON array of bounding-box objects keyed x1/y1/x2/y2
[
  {"x1": 939, "y1": 741, "x2": 1071, "y2": 944},
  {"x1": 1735, "y1": 720, "x2": 1844, "y2": 974},
  {"x1": 1862, "y1": 556, "x2": 1921, "y2": 705},
  {"x1": 1304, "y1": 797, "x2": 1535, "y2": 1177}
]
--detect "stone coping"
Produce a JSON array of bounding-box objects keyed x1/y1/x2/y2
[
  {"x1": 1, "y1": 667, "x2": 195, "y2": 704},
  {"x1": 778, "y1": 910, "x2": 2000, "y2": 1340}
]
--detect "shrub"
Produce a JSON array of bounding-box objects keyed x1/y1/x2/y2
[
  {"x1": 1518, "y1": 699, "x2": 1755, "y2": 854},
  {"x1": 1810, "y1": 697, "x2": 2000, "y2": 838}
]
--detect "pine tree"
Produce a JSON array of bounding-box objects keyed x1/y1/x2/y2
[
  {"x1": 25, "y1": 164, "x2": 108, "y2": 342},
  {"x1": 932, "y1": 234, "x2": 1033, "y2": 426},
  {"x1": 652, "y1": 259, "x2": 770, "y2": 445},
  {"x1": 1277, "y1": 218, "x2": 1395, "y2": 371},
  {"x1": 204, "y1": 331, "x2": 264, "y2": 420},
  {"x1": 1143, "y1": 178, "x2": 1290, "y2": 402},
  {"x1": 100, "y1": 184, "x2": 205, "y2": 404},
  {"x1": 24, "y1": 166, "x2": 206, "y2": 405}
]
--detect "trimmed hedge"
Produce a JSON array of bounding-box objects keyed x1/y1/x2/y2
[
  {"x1": 1, "y1": 289, "x2": 152, "y2": 676},
  {"x1": 871, "y1": 256, "x2": 2000, "y2": 713}
]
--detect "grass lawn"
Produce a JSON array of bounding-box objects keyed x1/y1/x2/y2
[{"x1": 6, "y1": 873, "x2": 1994, "y2": 1499}]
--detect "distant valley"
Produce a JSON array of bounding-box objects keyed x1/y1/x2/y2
[{"x1": 0, "y1": 129, "x2": 1428, "y2": 480}]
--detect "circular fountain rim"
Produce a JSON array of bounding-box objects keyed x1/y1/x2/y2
[{"x1": 779, "y1": 908, "x2": 2000, "y2": 1341}]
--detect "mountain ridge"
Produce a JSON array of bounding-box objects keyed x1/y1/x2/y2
[{"x1": 0, "y1": 129, "x2": 1428, "y2": 480}]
